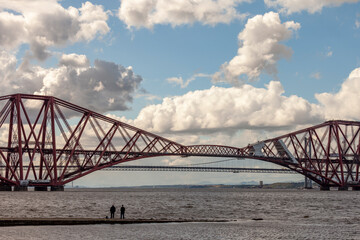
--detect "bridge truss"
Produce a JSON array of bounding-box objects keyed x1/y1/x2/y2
[
  {"x1": 102, "y1": 165, "x2": 295, "y2": 174},
  {"x1": 0, "y1": 94, "x2": 358, "y2": 190}
]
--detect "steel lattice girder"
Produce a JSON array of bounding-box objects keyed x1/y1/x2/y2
[
  {"x1": 0, "y1": 94, "x2": 359, "y2": 188},
  {"x1": 247, "y1": 120, "x2": 360, "y2": 187}
]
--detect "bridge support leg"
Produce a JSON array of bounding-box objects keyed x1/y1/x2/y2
[
  {"x1": 304, "y1": 177, "x2": 313, "y2": 189},
  {"x1": 338, "y1": 186, "x2": 348, "y2": 191},
  {"x1": 51, "y1": 186, "x2": 64, "y2": 191},
  {"x1": 0, "y1": 185, "x2": 12, "y2": 191},
  {"x1": 352, "y1": 186, "x2": 360, "y2": 191},
  {"x1": 320, "y1": 186, "x2": 330, "y2": 191},
  {"x1": 13, "y1": 186, "x2": 28, "y2": 191},
  {"x1": 34, "y1": 186, "x2": 48, "y2": 191}
]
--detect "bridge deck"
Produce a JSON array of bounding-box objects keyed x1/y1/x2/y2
[{"x1": 102, "y1": 165, "x2": 295, "y2": 174}]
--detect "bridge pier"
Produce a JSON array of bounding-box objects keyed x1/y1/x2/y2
[
  {"x1": 51, "y1": 186, "x2": 64, "y2": 191},
  {"x1": 352, "y1": 186, "x2": 360, "y2": 191},
  {"x1": 34, "y1": 186, "x2": 48, "y2": 191},
  {"x1": 13, "y1": 186, "x2": 28, "y2": 191},
  {"x1": 320, "y1": 186, "x2": 330, "y2": 191},
  {"x1": 338, "y1": 186, "x2": 348, "y2": 191},
  {"x1": 0, "y1": 185, "x2": 12, "y2": 191},
  {"x1": 304, "y1": 177, "x2": 313, "y2": 189}
]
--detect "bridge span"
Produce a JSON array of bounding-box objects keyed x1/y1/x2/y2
[{"x1": 0, "y1": 94, "x2": 359, "y2": 191}]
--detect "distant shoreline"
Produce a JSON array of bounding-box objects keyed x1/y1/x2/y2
[{"x1": 69, "y1": 181, "x2": 311, "y2": 190}]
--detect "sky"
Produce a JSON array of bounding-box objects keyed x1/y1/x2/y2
[{"x1": 1, "y1": 0, "x2": 360, "y2": 187}]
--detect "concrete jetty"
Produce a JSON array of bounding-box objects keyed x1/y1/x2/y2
[{"x1": 0, "y1": 218, "x2": 229, "y2": 227}]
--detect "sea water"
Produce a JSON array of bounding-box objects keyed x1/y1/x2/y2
[{"x1": 0, "y1": 188, "x2": 359, "y2": 239}]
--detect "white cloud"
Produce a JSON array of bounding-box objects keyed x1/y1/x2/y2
[
  {"x1": 167, "y1": 73, "x2": 211, "y2": 88},
  {"x1": 310, "y1": 72, "x2": 321, "y2": 80},
  {"x1": 129, "y1": 81, "x2": 322, "y2": 134},
  {"x1": 0, "y1": 1, "x2": 109, "y2": 60},
  {"x1": 115, "y1": 66, "x2": 360, "y2": 142},
  {"x1": 135, "y1": 92, "x2": 162, "y2": 101},
  {"x1": 356, "y1": 19, "x2": 360, "y2": 28},
  {"x1": 59, "y1": 53, "x2": 89, "y2": 68},
  {"x1": 0, "y1": 51, "x2": 142, "y2": 113},
  {"x1": 265, "y1": 0, "x2": 359, "y2": 14},
  {"x1": 213, "y1": 12, "x2": 300, "y2": 85},
  {"x1": 118, "y1": 0, "x2": 249, "y2": 29},
  {"x1": 316, "y1": 67, "x2": 360, "y2": 120}
]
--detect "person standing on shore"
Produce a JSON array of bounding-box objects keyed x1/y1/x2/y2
[
  {"x1": 110, "y1": 205, "x2": 116, "y2": 219},
  {"x1": 120, "y1": 205, "x2": 125, "y2": 219}
]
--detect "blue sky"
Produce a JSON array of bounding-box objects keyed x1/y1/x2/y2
[{"x1": 1, "y1": 0, "x2": 360, "y2": 186}]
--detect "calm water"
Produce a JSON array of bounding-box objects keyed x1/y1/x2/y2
[{"x1": 0, "y1": 188, "x2": 359, "y2": 239}]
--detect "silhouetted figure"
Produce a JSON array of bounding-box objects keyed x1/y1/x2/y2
[
  {"x1": 110, "y1": 205, "x2": 116, "y2": 219},
  {"x1": 120, "y1": 205, "x2": 125, "y2": 219}
]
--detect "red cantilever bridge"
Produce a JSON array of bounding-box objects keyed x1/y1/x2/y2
[{"x1": 0, "y1": 94, "x2": 359, "y2": 191}]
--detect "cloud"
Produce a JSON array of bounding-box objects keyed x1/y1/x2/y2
[
  {"x1": 0, "y1": 51, "x2": 142, "y2": 113},
  {"x1": 118, "y1": 0, "x2": 249, "y2": 29},
  {"x1": 135, "y1": 92, "x2": 162, "y2": 101},
  {"x1": 316, "y1": 67, "x2": 360, "y2": 120},
  {"x1": 0, "y1": 51, "x2": 44, "y2": 93},
  {"x1": 326, "y1": 48, "x2": 333, "y2": 57},
  {"x1": 115, "y1": 66, "x2": 360, "y2": 141},
  {"x1": 0, "y1": 12, "x2": 27, "y2": 49},
  {"x1": 129, "y1": 81, "x2": 322, "y2": 134},
  {"x1": 213, "y1": 12, "x2": 300, "y2": 85},
  {"x1": 310, "y1": 72, "x2": 321, "y2": 80},
  {"x1": 265, "y1": 0, "x2": 359, "y2": 14},
  {"x1": 167, "y1": 73, "x2": 211, "y2": 88},
  {"x1": 0, "y1": 1, "x2": 109, "y2": 60},
  {"x1": 59, "y1": 53, "x2": 90, "y2": 68}
]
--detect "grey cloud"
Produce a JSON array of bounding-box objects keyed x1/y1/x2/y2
[
  {"x1": 63, "y1": 60, "x2": 142, "y2": 112},
  {"x1": 0, "y1": 12, "x2": 26, "y2": 49},
  {"x1": 0, "y1": 51, "x2": 142, "y2": 113}
]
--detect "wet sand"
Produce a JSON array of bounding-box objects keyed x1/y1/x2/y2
[{"x1": 0, "y1": 218, "x2": 229, "y2": 226}]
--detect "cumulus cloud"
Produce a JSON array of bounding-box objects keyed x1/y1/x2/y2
[
  {"x1": 265, "y1": 0, "x2": 359, "y2": 14},
  {"x1": 128, "y1": 81, "x2": 322, "y2": 133},
  {"x1": 0, "y1": 51, "x2": 142, "y2": 113},
  {"x1": 213, "y1": 12, "x2": 300, "y2": 85},
  {"x1": 0, "y1": 51, "x2": 44, "y2": 93},
  {"x1": 118, "y1": 0, "x2": 249, "y2": 29},
  {"x1": 0, "y1": 12, "x2": 27, "y2": 49},
  {"x1": 113, "y1": 66, "x2": 360, "y2": 138},
  {"x1": 0, "y1": 1, "x2": 109, "y2": 60},
  {"x1": 316, "y1": 67, "x2": 360, "y2": 120}
]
